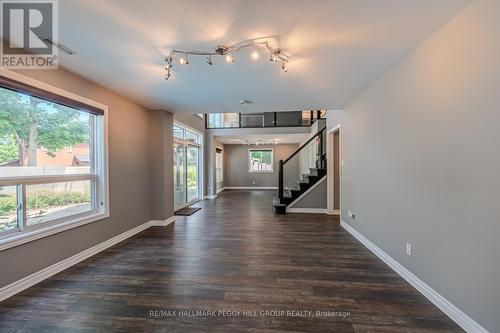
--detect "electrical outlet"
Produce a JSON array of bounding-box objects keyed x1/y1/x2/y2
[
  {"x1": 406, "y1": 243, "x2": 412, "y2": 256},
  {"x1": 348, "y1": 210, "x2": 355, "y2": 219},
  {"x1": 252, "y1": 180, "x2": 256, "y2": 185}
]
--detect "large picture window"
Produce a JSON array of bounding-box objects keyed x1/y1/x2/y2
[
  {"x1": 249, "y1": 149, "x2": 273, "y2": 172},
  {"x1": 0, "y1": 73, "x2": 108, "y2": 250}
]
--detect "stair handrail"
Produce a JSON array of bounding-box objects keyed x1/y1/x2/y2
[{"x1": 279, "y1": 126, "x2": 326, "y2": 200}]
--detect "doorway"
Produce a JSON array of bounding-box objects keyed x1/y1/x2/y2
[
  {"x1": 215, "y1": 147, "x2": 223, "y2": 193},
  {"x1": 333, "y1": 130, "x2": 340, "y2": 212},
  {"x1": 327, "y1": 126, "x2": 341, "y2": 215}
]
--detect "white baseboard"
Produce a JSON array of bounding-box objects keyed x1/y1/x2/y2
[
  {"x1": 224, "y1": 186, "x2": 278, "y2": 190},
  {"x1": 149, "y1": 216, "x2": 176, "y2": 227},
  {"x1": 0, "y1": 217, "x2": 175, "y2": 303},
  {"x1": 340, "y1": 220, "x2": 489, "y2": 333},
  {"x1": 216, "y1": 187, "x2": 225, "y2": 194},
  {"x1": 286, "y1": 208, "x2": 327, "y2": 214}
]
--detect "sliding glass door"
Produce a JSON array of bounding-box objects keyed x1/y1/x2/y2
[
  {"x1": 174, "y1": 143, "x2": 186, "y2": 209},
  {"x1": 173, "y1": 124, "x2": 202, "y2": 210},
  {"x1": 187, "y1": 146, "x2": 199, "y2": 202}
]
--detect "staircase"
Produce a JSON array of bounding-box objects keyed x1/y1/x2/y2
[{"x1": 273, "y1": 127, "x2": 327, "y2": 214}]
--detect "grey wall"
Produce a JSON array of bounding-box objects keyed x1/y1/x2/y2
[
  {"x1": 149, "y1": 111, "x2": 174, "y2": 220},
  {"x1": 290, "y1": 177, "x2": 327, "y2": 209},
  {"x1": 224, "y1": 144, "x2": 298, "y2": 187},
  {"x1": 327, "y1": 0, "x2": 500, "y2": 331},
  {"x1": 0, "y1": 68, "x2": 174, "y2": 288}
]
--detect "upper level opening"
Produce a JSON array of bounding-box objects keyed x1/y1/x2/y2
[{"x1": 205, "y1": 110, "x2": 326, "y2": 129}]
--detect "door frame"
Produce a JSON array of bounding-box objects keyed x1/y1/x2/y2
[
  {"x1": 215, "y1": 146, "x2": 224, "y2": 193},
  {"x1": 327, "y1": 124, "x2": 341, "y2": 217},
  {"x1": 173, "y1": 121, "x2": 203, "y2": 211}
]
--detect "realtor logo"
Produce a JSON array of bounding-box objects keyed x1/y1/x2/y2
[{"x1": 1, "y1": 0, "x2": 58, "y2": 68}]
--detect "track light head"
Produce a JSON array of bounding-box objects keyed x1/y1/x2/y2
[
  {"x1": 179, "y1": 53, "x2": 189, "y2": 65},
  {"x1": 205, "y1": 55, "x2": 213, "y2": 65},
  {"x1": 270, "y1": 49, "x2": 280, "y2": 62},
  {"x1": 225, "y1": 53, "x2": 234, "y2": 63},
  {"x1": 164, "y1": 71, "x2": 171, "y2": 80},
  {"x1": 281, "y1": 60, "x2": 288, "y2": 72}
]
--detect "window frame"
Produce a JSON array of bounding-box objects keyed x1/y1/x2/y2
[
  {"x1": 173, "y1": 121, "x2": 203, "y2": 210},
  {"x1": 248, "y1": 148, "x2": 274, "y2": 173},
  {"x1": 0, "y1": 69, "x2": 109, "y2": 252}
]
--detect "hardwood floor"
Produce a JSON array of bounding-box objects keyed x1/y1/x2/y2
[{"x1": 0, "y1": 190, "x2": 463, "y2": 332}]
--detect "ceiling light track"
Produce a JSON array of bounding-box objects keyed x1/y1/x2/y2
[{"x1": 163, "y1": 37, "x2": 289, "y2": 80}]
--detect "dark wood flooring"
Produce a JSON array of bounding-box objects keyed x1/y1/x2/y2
[{"x1": 0, "y1": 190, "x2": 463, "y2": 332}]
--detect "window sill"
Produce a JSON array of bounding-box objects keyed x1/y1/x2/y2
[{"x1": 0, "y1": 211, "x2": 109, "y2": 252}]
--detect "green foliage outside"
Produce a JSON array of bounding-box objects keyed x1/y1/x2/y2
[
  {"x1": 250, "y1": 150, "x2": 272, "y2": 164},
  {"x1": 187, "y1": 165, "x2": 197, "y2": 187},
  {"x1": 0, "y1": 190, "x2": 90, "y2": 216},
  {"x1": 0, "y1": 134, "x2": 18, "y2": 163},
  {"x1": 0, "y1": 87, "x2": 90, "y2": 165}
]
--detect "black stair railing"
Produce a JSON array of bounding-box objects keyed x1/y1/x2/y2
[{"x1": 278, "y1": 126, "x2": 326, "y2": 201}]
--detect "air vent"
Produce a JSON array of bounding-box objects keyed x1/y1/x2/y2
[{"x1": 42, "y1": 38, "x2": 76, "y2": 55}]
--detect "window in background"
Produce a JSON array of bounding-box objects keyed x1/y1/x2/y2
[
  {"x1": 216, "y1": 148, "x2": 223, "y2": 183},
  {"x1": 0, "y1": 76, "x2": 107, "y2": 245},
  {"x1": 249, "y1": 149, "x2": 273, "y2": 172}
]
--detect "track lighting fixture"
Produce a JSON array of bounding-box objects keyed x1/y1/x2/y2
[{"x1": 162, "y1": 37, "x2": 289, "y2": 80}]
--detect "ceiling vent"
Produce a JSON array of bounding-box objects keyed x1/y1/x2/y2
[
  {"x1": 239, "y1": 99, "x2": 253, "y2": 106},
  {"x1": 42, "y1": 38, "x2": 76, "y2": 55}
]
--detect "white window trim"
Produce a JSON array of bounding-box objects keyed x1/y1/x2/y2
[
  {"x1": 248, "y1": 148, "x2": 274, "y2": 173},
  {"x1": 0, "y1": 68, "x2": 109, "y2": 252}
]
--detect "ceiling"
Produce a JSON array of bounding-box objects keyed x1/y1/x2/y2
[
  {"x1": 48, "y1": 0, "x2": 469, "y2": 114},
  {"x1": 216, "y1": 133, "x2": 308, "y2": 145}
]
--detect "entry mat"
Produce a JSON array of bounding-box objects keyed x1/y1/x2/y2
[{"x1": 174, "y1": 207, "x2": 201, "y2": 216}]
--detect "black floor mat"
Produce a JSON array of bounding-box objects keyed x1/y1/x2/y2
[{"x1": 174, "y1": 207, "x2": 201, "y2": 216}]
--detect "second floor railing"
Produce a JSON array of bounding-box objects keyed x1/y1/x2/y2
[{"x1": 205, "y1": 110, "x2": 325, "y2": 129}]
